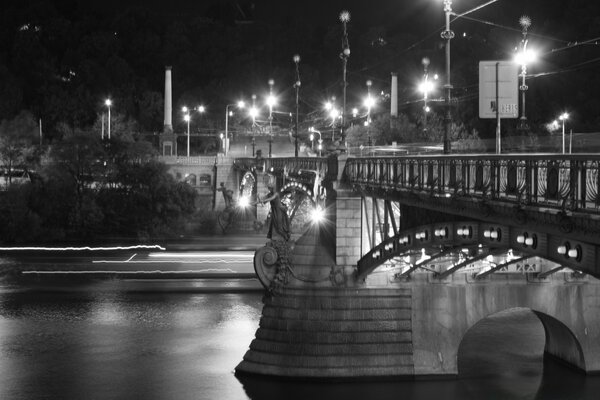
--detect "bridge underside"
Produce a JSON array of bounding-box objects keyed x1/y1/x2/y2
[{"x1": 355, "y1": 196, "x2": 600, "y2": 280}]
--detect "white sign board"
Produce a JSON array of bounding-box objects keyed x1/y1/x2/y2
[{"x1": 479, "y1": 61, "x2": 519, "y2": 119}]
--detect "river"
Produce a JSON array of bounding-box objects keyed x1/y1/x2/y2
[{"x1": 0, "y1": 282, "x2": 599, "y2": 399}]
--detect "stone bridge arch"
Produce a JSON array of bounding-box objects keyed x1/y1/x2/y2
[
  {"x1": 457, "y1": 307, "x2": 585, "y2": 375},
  {"x1": 409, "y1": 273, "x2": 600, "y2": 375}
]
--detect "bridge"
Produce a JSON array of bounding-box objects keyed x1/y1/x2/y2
[{"x1": 165, "y1": 151, "x2": 600, "y2": 378}]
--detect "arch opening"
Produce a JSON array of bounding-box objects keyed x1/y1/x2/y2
[{"x1": 458, "y1": 307, "x2": 586, "y2": 380}]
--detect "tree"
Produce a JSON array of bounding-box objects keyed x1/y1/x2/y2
[{"x1": 0, "y1": 110, "x2": 39, "y2": 185}]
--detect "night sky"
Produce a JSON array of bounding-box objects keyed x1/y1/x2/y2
[{"x1": 2, "y1": 0, "x2": 600, "y2": 133}]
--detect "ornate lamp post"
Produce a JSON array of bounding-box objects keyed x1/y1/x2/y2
[
  {"x1": 516, "y1": 15, "x2": 533, "y2": 137},
  {"x1": 339, "y1": 10, "x2": 350, "y2": 145},
  {"x1": 293, "y1": 54, "x2": 301, "y2": 157},
  {"x1": 441, "y1": 0, "x2": 454, "y2": 154}
]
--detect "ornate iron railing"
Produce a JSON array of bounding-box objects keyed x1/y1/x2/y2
[{"x1": 344, "y1": 154, "x2": 600, "y2": 213}]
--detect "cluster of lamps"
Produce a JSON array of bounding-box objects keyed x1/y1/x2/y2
[
  {"x1": 398, "y1": 236, "x2": 411, "y2": 245},
  {"x1": 282, "y1": 181, "x2": 311, "y2": 196},
  {"x1": 456, "y1": 226, "x2": 473, "y2": 238},
  {"x1": 483, "y1": 227, "x2": 502, "y2": 241},
  {"x1": 415, "y1": 231, "x2": 428, "y2": 241},
  {"x1": 434, "y1": 227, "x2": 448, "y2": 238},
  {"x1": 557, "y1": 242, "x2": 582, "y2": 261},
  {"x1": 516, "y1": 232, "x2": 537, "y2": 248}
]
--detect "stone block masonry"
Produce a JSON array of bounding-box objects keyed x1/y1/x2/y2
[{"x1": 235, "y1": 287, "x2": 414, "y2": 378}]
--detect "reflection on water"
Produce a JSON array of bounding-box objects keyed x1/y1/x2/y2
[
  {"x1": 0, "y1": 287, "x2": 599, "y2": 400},
  {"x1": 0, "y1": 288, "x2": 263, "y2": 400}
]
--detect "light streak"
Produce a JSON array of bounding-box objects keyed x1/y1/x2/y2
[
  {"x1": 22, "y1": 268, "x2": 243, "y2": 274},
  {"x1": 92, "y1": 259, "x2": 251, "y2": 264},
  {"x1": 0, "y1": 245, "x2": 166, "y2": 251},
  {"x1": 147, "y1": 252, "x2": 253, "y2": 258}
]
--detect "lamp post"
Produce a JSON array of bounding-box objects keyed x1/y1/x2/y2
[
  {"x1": 251, "y1": 136, "x2": 256, "y2": 156},
  {"x1": 293, "y1": 54, "x2": 301, "y2": 157},
  {"x1": 364, "y1": 80, "x2": 374, "y2": 147},
  {"x1": 225, "y1": 101, "x2": 244, "y2": 157},
  {"x1": 339, "y1": 10, "x2": 350, "y2": 145},
  {"x1": 182, "y1": 106, "x2": 191, "y2": 157},
  {"x1": 310, "y1": 127, "x2": 322, "y2": 157},
  {"x1": 267, "y1": 79, "x2": 275, "y2": 134},
  {"x1": 105, "y1": 99, "x2": 112, "y2": 140},
  {"x1": 309, "y1": 133, "x2": 314, "y2": 150},
  {"x1": 419, "y1": 57, "x2": 435, "y2": 133},
  {"x1": 268, "y1": 135, "x2": 273, "y2": 158},
  {"x1": 516, "y1": 15, "x2": 533, "y2": 136},
  {"x1": 441, "y1": 0, "x2": 454, "y2": 154},
  {"x1": 325, "y1": 100, "x2": 339, "y2": 141},
  {"x1": 559, "y1": 112, "x2": 569, "y2": 154}
]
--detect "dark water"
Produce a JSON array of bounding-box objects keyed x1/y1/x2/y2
[{"x1": 0, "y1": 286, "x2": 599, "y2": 400}]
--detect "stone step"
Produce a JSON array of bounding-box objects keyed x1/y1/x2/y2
[
  {"x1": 236, "y1": 361, "x2": 415, "y2": 378},
  {"x1": 249, "y1": 339, "x2": 413, "y2": 356},
  {"x1": 255, "y1": 328, "x2": 412, "y2": 344},
  {"x1": 265, "y1": 295, "x2": 411, "y2": 310},
  {"x1": 262, "y1": 305, "x2": 411, "y2": 321},
  {"x1": 259, "y1": 316, "x2": 411, "y2": 332},
  {"x1": 243, "y1": 350, "x2": 413, "y2": 369},
  {"x1": 276, "y1": 287, "x2": 412, "y2": 297}
]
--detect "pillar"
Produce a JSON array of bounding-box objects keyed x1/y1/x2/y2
[
  {"x1": 164, "y1": 66, "x2": 173, "y2": 133},
  {"x1": 390, "y1": 72, "x2": 398, "y2": 118}
]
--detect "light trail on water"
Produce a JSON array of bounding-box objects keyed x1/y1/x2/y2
[{"x1": 0, "y1": 245, "x2": 166, "y2": 251}]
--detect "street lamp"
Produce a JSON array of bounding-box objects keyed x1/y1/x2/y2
[
  {"x1": 105, "y1": 99, "x2": 112, "y2": 140},
  {"x1": 441, "y1": 0, "x2": 454, "y2": 154},
  {"x1": 515, "y1": 15, "x2": 535, "y2": 136},
  {"x1": 309, "y1": 127, "x2": 322, "y2": 157},
  {"x1": 339, "y1": 10, "x2": 351, "y2": 145},
  {"x1": 559, "y1": 112, "x2": 569, "y2": 154},
  {"x1": 183, "y1": 106, "x2": 191, "y2": 157},
  {"x1": 364, "y1": 80, "x2": 375, "y2": 146},
  {"x1": 267, "y1": 79, "x2": 275, "y2": 134},
  {"x1": 419, "y1": 57, "x2": 436, "y2": 133},
  {"x1": 224, "y1": 101, "x2": 244, "y2": 157},
  {"x1": 293, "y1": 54, "x2": 301, "y2": 157},
  {"x1": 329, "y1": 108, "x2": 340, "y2": 141}
]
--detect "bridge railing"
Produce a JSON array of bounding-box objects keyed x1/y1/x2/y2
[{"x1": 344, "y1": 154, "x2": 600, "y2": 213}]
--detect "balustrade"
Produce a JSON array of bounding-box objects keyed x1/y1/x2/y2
[{"x1": 345, "y1": 155, "x2": 600, "y2": 212}]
